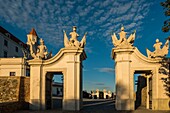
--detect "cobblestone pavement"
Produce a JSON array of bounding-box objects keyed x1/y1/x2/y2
[{"x1": 14, "y1": 99, "x2": 169, "y2": 113}]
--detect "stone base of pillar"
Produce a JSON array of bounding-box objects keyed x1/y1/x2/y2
[
  {"x1": 152, "y1": 99, "x2": 170, "y2": 110},
  {"x1": 63, "y1": 99, "x2": 81, "y2": 111},
  {"x1": 116, "y1": 99, "x2": 134, "y2": 110},
  {"x1": 29, "y1": 99, "x2": 41, "y2": 110}
]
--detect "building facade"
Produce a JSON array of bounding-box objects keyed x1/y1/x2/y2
[
  {"x1": 0, "y1": 58, "x2": 27, "y2": 76},
  {"x1": 91, "y1": 89, "x2": 112, "y2": 99},
  {"x1": 0, "y1": 26, "x2": 27, "y2": 58},
  {"x1": 0, "y1": 26, "x2": 28, "y2": 76},
  {"x1": 52, "y1": 82, "x2": 63, "y2": 96}
]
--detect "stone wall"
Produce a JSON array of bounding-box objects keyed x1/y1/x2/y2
[
  {"x1": 19, "y1": 77, "x2": 30, "y2": 103},
  {"x1": 0, "y1": 77, "x2": 20, "y2": 102},
  {"x1": 0, "y1": 76, "x2": 30, "y2": 113}
]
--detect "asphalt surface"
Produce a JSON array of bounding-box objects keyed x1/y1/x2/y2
[{"x1": 13, "y1": 98, "x2": 169, "y2": 113}]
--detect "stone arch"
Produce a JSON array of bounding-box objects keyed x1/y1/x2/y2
[{"x1": 28, "y1": 48, "x2": 86, "y2": 111}]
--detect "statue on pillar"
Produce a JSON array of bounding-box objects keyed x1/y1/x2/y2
[
  {"x1": 36, "y1": 38, "x2": 48, "y2": 59},
  {"x1": 146, "y1": 38, "x2": 169, "y2": 58},
  {"x1": 27, "y1": 28, "x2": 51, "y2": 59},
  {"x1": 69, "y1": 26, "x2": 80, "y2": 47},
  {"x1": 64, "y1": 26, "x2": 87, "y2": 48},
  {"x1": 112, "y1": 25, "x2": 136, "y2": 48},
  {"x1": 119, "y1": 26, "x2": 127, "y2": 41}
]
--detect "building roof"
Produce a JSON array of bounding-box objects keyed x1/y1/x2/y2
[
  {"x1": 0, "y1": 26, "x2": 27, "y2": 48},
  {"x1": 29, "y1": 28, "x2": 38, "y2": 36}
]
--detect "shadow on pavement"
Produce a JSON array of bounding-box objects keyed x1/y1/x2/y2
[{"x1": 13, "y1": 99, "x2": 169, "y2": 113}]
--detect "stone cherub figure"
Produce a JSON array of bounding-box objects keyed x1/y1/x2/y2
[
  {"x1": 64, "y1": 26, "x2": 87, "y2": 48},
  {"x1": 112, "y1": 25, "x2": 136, "y2": 48},
  {"x1": 146, "y1": 38, "x2": 169, "y2": 58}
]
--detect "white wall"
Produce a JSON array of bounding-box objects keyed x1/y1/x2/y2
[
  {"x1": 0, "y1": 33, "x2": 26, "y2": 58},
  {"x1": 0, "y1": 58, "x2": 26, "y2": 76}
]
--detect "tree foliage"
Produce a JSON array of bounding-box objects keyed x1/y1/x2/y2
[{"x1": 161, "y1": 0, "x2": 170, "y2": 32}]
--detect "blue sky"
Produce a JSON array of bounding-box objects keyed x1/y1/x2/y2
[{"x1": 0, "y1": 0, "x2": 169, "y2": 93}]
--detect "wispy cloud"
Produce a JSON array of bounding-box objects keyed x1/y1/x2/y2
[
  {"x1": 95, "y1": 82, "x2": 105, "y2": 86},
  {"x1": 84, "y1": 81, "x2": 113, "y2": 91},
  {"x1": 84, "y1": 81, "x2": 105, "y2": 86},
  {"x1": 0, "y1": 0, "x2": 153, "y2": 52},
  {"x1": 95, "y1": 68, "x2": 114, "y2": 73}
]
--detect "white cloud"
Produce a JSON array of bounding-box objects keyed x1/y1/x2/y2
[
  {"x1": 84, "y1": 81, "x2": 106, "y2": 87},
  {"x1": 134, "y1": 15, "x2": 144, "y2": 21},
  {"x1": 116, "y1": 2, "x2": 133, "y2": 15},
  {"x1": 0, "y1": 0, "x2": 153, "y2": 51},
  {"x1": 125, "y1": 23, "x2": 137, "y2": 30},
  {"x1": 85, "y1": 46, "x2": 93, "y2": 53},
  {"x1": 95, "y1": 68, "x2": 114, "y2": 73},
  {"x1": 93, "y1": 82, "x2": 105, "y2": 86}
]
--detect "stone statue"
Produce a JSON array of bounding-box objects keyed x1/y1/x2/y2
[
  {"x1": 22, "y1": 48, "x2": 29, "y2": 59},
  {"x1": 27, "y1": 28, "x2": 50, "y2": 59},
  {"x1": 112, "y1": 25, "x2": 136, "y2": 48},
  {"x1": 64, "y1": 26, "x2": 87, "y2": 48},
  {"x1": 70, "y1": 26, "x2": 79, "y2": 43},
  {"x1": 36, "y1": 38, "x2": 48, "y2": 59},
  {"x1": 146, "y1": 38, "x2": 169, "y2": 58},
  {"x1": 119, "y1": 26, "x2": 127, "y2": 41}
]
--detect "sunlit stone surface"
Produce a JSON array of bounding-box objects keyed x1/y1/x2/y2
[{"x1": 112, "y1": 26, "x2": 169, "y2": 110}]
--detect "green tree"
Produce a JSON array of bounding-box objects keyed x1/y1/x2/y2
[{"x1": 161, "y1": 0, "x2": 170, "y2": 32}]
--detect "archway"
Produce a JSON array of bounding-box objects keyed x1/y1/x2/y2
[
  {"x1": 28, "y1": 48, "x2": 86, "y2": 111},
  {"x1": 45, "y1": 72, "x2": 64, "y2": 110},
  {"x1": 27, "y1": 27, "x2": 87, "y2": 111},
  {"x1": 52, "y1": 73, "x2": 63, "y2": 109},
  {"x1": 134, "y1": 71, "x2": 152, "y2": 109}
]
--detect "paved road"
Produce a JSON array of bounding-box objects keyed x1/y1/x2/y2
[{"x1": 14, "y1": 99, "x2": 169, "y2": 113}]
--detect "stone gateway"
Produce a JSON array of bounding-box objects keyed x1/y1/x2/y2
[
  {"x1": 27, "y1": 27, "x2": 87, "y2": 111},
  {"x1": 111, "y1": 26, "x2": 169, "y2": 110}
]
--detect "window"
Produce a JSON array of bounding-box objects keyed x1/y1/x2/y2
[
  {"x1": 10, "y1": 72, "x2": 16, "y2": 76},
  {"x1": 4, "y1": 40, "x2": 8, "y2": 47},
  {"x1": 15, "y1": 46, "x2": 18, "y2": 52},
  {"x1": 4, "y1": 51, "x2": 7, "y2": 58}
]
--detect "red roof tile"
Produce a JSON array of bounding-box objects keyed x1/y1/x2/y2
[{"x1": 29, "y1": 28, "x2": 38, "y2": 36}]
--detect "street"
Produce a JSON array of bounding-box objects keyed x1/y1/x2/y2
[{"x1": 13, "y1": 98, "x2": 169, "y2": 113}]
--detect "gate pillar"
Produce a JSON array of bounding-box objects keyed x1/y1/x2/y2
[
  {"x1": 28, "y1": 59, "x2": 43, "y2": 110},
  {"x1": 112, "y1": 48, "x2": 135, "y2": 110},
  {"x1": 62, "y1": 48, "x2": 86, "y2": 110}
]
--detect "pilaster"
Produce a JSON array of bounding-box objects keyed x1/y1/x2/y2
[
  {"x1": 28, "y1": 59, "x2": 43, "y2": 110},
  {"x1": 112, "y1": 48, "x2": 135, "y2": 110},
  {"x1": 62, "y1": 47, "x2": 86, "y2": 111}
]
